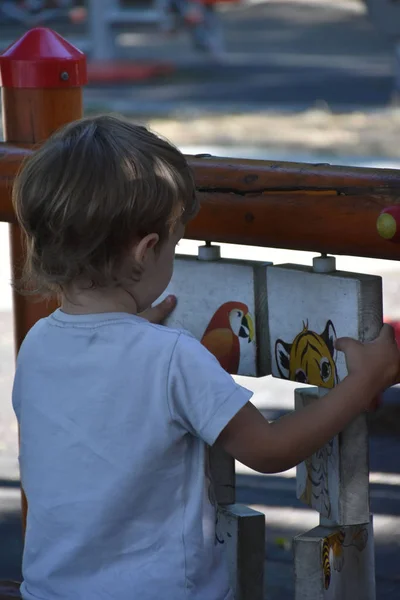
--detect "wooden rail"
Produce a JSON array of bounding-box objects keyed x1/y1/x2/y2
[
  {"x1": 187, "y1": 156, "x2": 400, "y2": 260},
  {"x1": 2, "y1": 148, "x2": 400, "y2": 260}
]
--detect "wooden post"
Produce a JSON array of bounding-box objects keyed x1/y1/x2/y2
[
  {"x1": 0, "y1": 27, "x2": 87, "y2": 533},
  {"x1": 217, "y1": 504, "x2": 265, "y2": 600}
]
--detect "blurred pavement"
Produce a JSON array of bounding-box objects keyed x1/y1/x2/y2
[{"x1": 0, "y1": 0, "x2": 397, "y2": 115}]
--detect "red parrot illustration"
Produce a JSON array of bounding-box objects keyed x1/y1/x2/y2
[{"x1": 200, "y1": 301, "x2": 255, "y2": 374}]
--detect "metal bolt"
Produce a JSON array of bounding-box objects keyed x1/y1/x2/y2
[
  {"x1": 60, "y1": 71, "x2": 69, "y2": 81},
  {"x1": 198, "y1": 243, "x2": 221, "y2": 261},
  {"x1": 312, "y1": 254, "x2": 336, "y2": 273}
]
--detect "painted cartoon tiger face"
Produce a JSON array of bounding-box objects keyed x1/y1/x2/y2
[{"x1": 275, "y1": 320, "x2": 338, "y2": 388}]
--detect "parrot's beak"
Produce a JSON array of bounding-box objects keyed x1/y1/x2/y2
[{"x1": 239, "y1": 313, "x2": 255, "y2": 343}]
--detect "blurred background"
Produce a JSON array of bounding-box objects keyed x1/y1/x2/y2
[{"x1": 1, "y1": 1, "x2": 400, "y2": 598}]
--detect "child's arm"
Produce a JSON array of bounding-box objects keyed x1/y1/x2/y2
[
  {"x1": 216, "y1": 324, "x2": 400, "y2": 474},
  {"x1": 216, "y1": 374, "x2": 380, "y2": 474}
]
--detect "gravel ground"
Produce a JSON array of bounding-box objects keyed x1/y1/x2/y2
[
  {"x1": 5, "y1": 104, "x2": 400, "y2": 161},
  {"x1": 144, "y1": 107, "x2": 400, "y2": 160}
]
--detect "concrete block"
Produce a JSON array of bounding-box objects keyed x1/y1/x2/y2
[
  {"x1": 208, "y1": 444, "x2": 235, "y2": 505},
  {"x1": 294, "y1": 519, "x2": 375, "y2": 600},
  {"x1": 216, "y1": 504, "x2": 265, "y2": 600}
]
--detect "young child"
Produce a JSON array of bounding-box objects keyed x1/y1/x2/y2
[{"x1": 12, "y1": 115, "x2": 400, "y2": 600}]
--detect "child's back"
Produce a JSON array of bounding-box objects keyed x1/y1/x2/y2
[{"x1": 15, "y1": 309, "x2": 250, "y2": 599}]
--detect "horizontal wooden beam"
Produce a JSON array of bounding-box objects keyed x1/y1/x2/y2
[
  {"x1": 1, "y1": 146, "x2": 400, "y2": 260},
  {"x1": 187, "y1": 156, "x2": 400, "y2": 261},
  {"x1": 190, "y1": 155, "x2": 400, "y2": 191}
]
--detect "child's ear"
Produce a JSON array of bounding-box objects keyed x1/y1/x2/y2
[{"x1": 133, "y1": 233, "x2": 159, "y2": 265}]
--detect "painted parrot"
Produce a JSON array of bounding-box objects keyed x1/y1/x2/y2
[{"x1": 200, "y1": 301, "x2": 254, "y2": 374}]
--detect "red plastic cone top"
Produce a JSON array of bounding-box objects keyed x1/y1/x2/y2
[{"x1": 0, "y1": 27, "x2": 87, "y2": 89}]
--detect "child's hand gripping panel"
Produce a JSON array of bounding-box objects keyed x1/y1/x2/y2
[
  {"x1": 156, "y1": 255, "x2": 271, "y2": 377},
  {"x1": 266, "y1": 264, "x2": 383, "y2": 389}
]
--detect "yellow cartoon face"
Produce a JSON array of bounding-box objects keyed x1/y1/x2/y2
[{"x1": 275, "y1": 320, "x2": 338, "y2": 388}]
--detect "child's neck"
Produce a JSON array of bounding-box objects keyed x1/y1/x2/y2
[{"x1": 61, "y1": 285, "x2": 139, "y2": 316}]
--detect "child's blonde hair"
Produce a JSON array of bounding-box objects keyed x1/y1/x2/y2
[{"x1": 12, "y1": 115, "x2": 198, "y2": 296}]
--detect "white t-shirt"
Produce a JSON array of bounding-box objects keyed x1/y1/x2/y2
[{"x1": 13, "y1": 309, "x2": 253, "y2": 600}]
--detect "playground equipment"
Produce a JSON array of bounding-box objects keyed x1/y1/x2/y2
[
  {"x1": 87, "y1": 0, "x2": 237, "y2": 62},
  {"x1": 1, "y1": 25, "x2": 400, "y2": 600},
  {"x1": 364, "y1": 0, "x2": 400, "y2": 97},
  {"x1": 0, "y1": 0, "x2": 77, "y2": 26},
  {"x1": 86, "y1": 0, "x2": 227, "y2": 61},
  {"x1": 0, "y1": 0, "x2": 232, "y2": 83}
]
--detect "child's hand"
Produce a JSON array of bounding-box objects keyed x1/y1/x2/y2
[
  {"x1": 139, "y1": 295, "x2": 177, "y2": 324},
  {"x1": 335, "y1": 324, "x2": 400, "y2": 392}
]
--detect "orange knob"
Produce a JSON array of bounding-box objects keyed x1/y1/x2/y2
[{"x1": 377, "y1": 207, "x2": 400, "y2": 242}]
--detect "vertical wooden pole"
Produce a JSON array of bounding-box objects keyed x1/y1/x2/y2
[{"x1": 0, "y1": 27, "x2": 87, "y2": 534}]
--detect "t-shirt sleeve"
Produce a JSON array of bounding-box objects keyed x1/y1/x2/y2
[{"x1": 167, "y1": 333, "x2": 253, "y2": 445}]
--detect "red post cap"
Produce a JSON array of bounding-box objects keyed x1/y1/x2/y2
[
  {"x1": 376, "y1": 206, "x2": 400, "y2": 242},
  {"x1": 0, "y1": 27, "x2": 87, "y2": 89}
]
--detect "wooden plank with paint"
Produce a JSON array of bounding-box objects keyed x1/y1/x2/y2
[
  {"x1": 208, "y1": 444, "x2": 236, "y2": 506},
  {"x1": 2, "y1": 151, "x2": 400, "y2": 259},
  {"x1": 266, "y1": 264, "x2": 383, "y2": 388},
  {"x1": 295, "y1": 387, "x2": 369, "y2": 525},
  {"x1": 294, "y1": 520, "x2": 375, "y2": 600},
  {"x1": 157, "y1": 252, "x2": 271, "y2": 377},
  {"x1": 216, "y1": 504, "x2": 265, "y2": 600},
  {"x1": 186, "y1": 156, "x2": 400, "y2": 260}
]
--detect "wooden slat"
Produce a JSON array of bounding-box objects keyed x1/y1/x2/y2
[
  {"x1": 217, "y1": 504, "x2": 265, "y2": 600},
  {"x1": 2, "y1": 149, "x2": 400, "y2": 259},
  {"x1": 187, "y1": 156, "x2": 400, "y2": 260},
  {"x1": 209, "y1": 444, "x2": 236, "y2": 505},
  {"x1": 190, "y1": 156, "x2": 400, "y2": 191}
]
